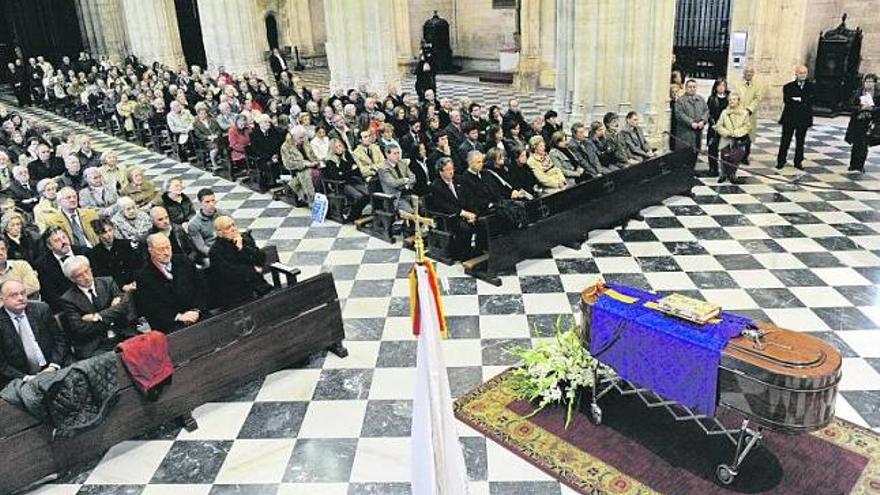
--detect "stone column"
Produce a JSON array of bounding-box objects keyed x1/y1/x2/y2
[
  {"x1": 199, "y1": 0, "x2": 269, "y2": 78},
  {"x1": 120, "y1": 0, "x2": 184, "y2": 67},
  {"x1": 287, "y1": 0, "x2": 316, "y2": 56},
  {"x1": 323, "y1": 0, "x2": 399, "y2": 94},
  {"x1": 515, "y1": 0, "x2": 542, "y2": 91},
  {"x1": 75, "y1": 0, "x2": 127, "y2": 62},
  {"x1": 565, "y1": 0, "x2": 675, "y2": 147},
  {"x1": 553, "y1": 0, "x2": 575, "y2": 119},
  {"x1": 392, "y1": 0, "x2": 415, "y2": 77}
]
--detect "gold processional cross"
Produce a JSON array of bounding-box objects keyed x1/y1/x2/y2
[{"x1": 399, "y1": 195, "x2": 435, "y2": 263}]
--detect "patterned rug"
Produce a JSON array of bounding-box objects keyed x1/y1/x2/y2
[{"x1": 454, "y1": 370, "x2": 880, "y2": 494}]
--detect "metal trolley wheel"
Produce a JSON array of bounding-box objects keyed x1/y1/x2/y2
[
  {"x1": 715, "y1": 463, "x2": 737, "y2": 485},
  {"x1": 588, "y1": 403, "x2": 603, "y2": 425}
]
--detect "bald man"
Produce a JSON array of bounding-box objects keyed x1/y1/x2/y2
[
  {"x1": 777, "y1": 65, "x2": 815, "y2": 171},
  {"x1": 208, "y1": 216, "x2": 272, "y2": 307},
  {"x1": 0, "y1": 280, "x2": 68, "y2": 386},
  {"x1": 134, "y1": 233, "x2": 203, "y2": 331}
]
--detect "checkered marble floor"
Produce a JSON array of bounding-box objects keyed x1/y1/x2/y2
[{"x1": 7, "y1": 73, "x2": 880, "y2": 495}]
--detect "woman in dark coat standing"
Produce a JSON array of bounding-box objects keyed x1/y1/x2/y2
[
  {"x1": 845, "y1": 73, "x2": 879, "y2": 173},
  {"x1": 706, "y1": 78, "x2": 730, "y2": 177}
]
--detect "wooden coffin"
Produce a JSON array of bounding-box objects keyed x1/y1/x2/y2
[
  {"x1": 580, "y1": 285, "x2": 842, "y2": 434},
  {"x1": 0, "y1": 272, "x2": 345, "y2": 494}
]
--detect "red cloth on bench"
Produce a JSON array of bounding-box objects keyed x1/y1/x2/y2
[{"x1": 117, "y1": 331, "x2": 173, "y2": 396}]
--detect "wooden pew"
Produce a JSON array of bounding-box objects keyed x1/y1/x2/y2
[
  {"x1": 465, "y1": 149, "x2": 697, "y2": 285},
  {"x1": 0, "y1": 272, "x2": 346, "y2": 494}
]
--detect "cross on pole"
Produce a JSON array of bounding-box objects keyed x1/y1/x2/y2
[{"x1": 399, "y1": 195, "x2": 435, "y2": 263}]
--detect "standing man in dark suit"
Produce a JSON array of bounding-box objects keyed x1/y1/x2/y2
[
  {"x1": 427, "y1": 157, "x2": 480, "y2": 260},
  {"x1": 134, "y1": 233, "x2": 204, "y2": 332},
  {"x1": 269, "y1": 48, "x2": 288, "y2": 82},
  {"x1": 34, "y1": 227, "x2": 88, "y2": 313},
  {"x1": 777, "y1": 65, "x2": 815, "y2": 171},
  {"x1": 0, "y1": 280, "x2": 69, "y2": 387},
  {"x1": 58, "y1": 256, "x2": 136, "y2": 359}
]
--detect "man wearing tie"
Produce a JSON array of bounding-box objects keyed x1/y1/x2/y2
[
  {"x1": 7, "y1": 165, "x2": 39, "y2": 213},
  {"x1": 0, "y1": 280, "x2": 69, "y2": 387},
  {"x1": 58, "y1": 256, "x2": 136, "y2": 359},
  {"x1": 427, "y1": 158, "x2": 480, "y2": 260},
  {"x1": 732, "y1": 66, "x2": 763, "y2": 164},
  {"x1": 43, "y1": 187, "x2": 100, "y2": 249},
  {"x1": 777, "y1": 65, "x2": 815, "y2": 170}
]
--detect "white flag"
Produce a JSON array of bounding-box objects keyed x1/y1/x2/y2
[{"x1": 411, "y1": 264, "x2": 470, "y2": 495}]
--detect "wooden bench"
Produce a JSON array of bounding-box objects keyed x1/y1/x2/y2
[
  {"x1": 465, "y1": 149, "x2": 698, "y2": 285},
  {"x1": 357, "y1": 193, "x2": 397, "y2": 243},
  {"x1": 0, "y1": 272, "x2": 346, "y2": 494}
]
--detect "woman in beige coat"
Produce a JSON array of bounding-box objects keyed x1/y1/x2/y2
[
  {"x1": 527, "y1": 135, "x2": 567, "y2": 196},
  {"x1": 715, "y1": 92, "x2": 752, "y2": 185}
]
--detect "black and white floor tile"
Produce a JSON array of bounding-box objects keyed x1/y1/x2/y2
[{"x1": 6, "y1": 72, "x2": 880, "y2": 495}]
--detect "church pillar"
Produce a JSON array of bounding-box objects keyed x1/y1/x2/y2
[
  {"x1": 553, "y1": 0, "x2": 575, "y2": 119},
  {"x1": 120, "y1": 0, "x2": 184, "y2": 67},
  {"x1": 287, "y1": 0, "x2": 316, "y2": 56},
  {"x1": 729, "y1": 0, "x2": 809, "y2": 115},
  {"x1": 75, "y1": 0, "x2": 127, "y2": 62},
  {"x1": 514, "y1": 0, "x2": 542, "y2": 92},
  {"x1": 567, "y1": 0, "x2": 675, "y2": 147},
  {"x1": 323, "y1": 0, "x2": 399, "y2": 94},
  {"x1": 198, "y1": 0, "x2": 269, "y2": 78},
  {"x1": 392, "y1": 0, "x2": 415, "y2": 77}
]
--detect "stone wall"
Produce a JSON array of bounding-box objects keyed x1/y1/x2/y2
[{"x1": 799, "y1": 1, "x2": 880, "y2": 76}]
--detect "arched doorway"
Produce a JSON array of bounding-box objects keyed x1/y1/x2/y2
[{"x1": 265, "y1": 14, "x2": 279, "y2": 50}]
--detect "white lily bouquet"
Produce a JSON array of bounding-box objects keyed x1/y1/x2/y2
[{"x1": 508, "y1": 318, "x2": 601, "y2": 428}]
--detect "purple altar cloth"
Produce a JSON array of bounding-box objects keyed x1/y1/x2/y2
[{"x1": 589, "y1": 284, "x2": 750, "y2": 416}]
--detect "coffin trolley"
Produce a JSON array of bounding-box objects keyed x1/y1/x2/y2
[{"x1": 579, "y1": 283, "x2": 842, "y2": 486}]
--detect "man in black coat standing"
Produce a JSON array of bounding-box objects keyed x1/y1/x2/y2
[
  {"x1": 0, "y1": 280, "x2": 69, "y2": 387},
  {"x1": 777, "y1": 65, "x2": 815, "y2": 170}
]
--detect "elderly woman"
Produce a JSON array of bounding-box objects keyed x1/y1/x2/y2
[
  {"x1": 99, "y1": 151, "x2": 128, "y2": 192},
  {"x1": 281, "y1": 125, "x2": 319, "y2": 206},
  {"x1": 33, "y1": 178, "x2": 60, "y2": 232},
  {"x1": 111, "y1": 196, "x2": 152, "y2": 244},
  {"x1": 227, "y1": 114, "x2": 252, "y2": 174},
  {"x1": 193, "y1": 103, "x2": 223, "y2": 168},
  {"x1": 2, "y1": 211, "x2": 37, "y2": 263},
  {"x1": 79, "y1": 167, "x2": 120, "y2": 218},
  {"x1": 715, "y1": 92, "x2": 752, "y2": 185},
  {"x1": 116, "y1": 92, "x2": 138, "y2": 132},
  {"x1": 527, "y1": 135, "x2": 567, "y2": 196},
  {"x1": 121, "y1": 166, "x2": 159, "y2": 209},
  {"x1": 154, "y1": 176, "x2": 195, "y2": 226}
]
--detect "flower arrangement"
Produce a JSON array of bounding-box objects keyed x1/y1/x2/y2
[{"x1": 508, "y1": 317, "x2": 601, "y2": 428}]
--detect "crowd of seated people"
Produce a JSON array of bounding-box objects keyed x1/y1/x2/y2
[
  {"x1": 2, "y1": 52, "x2": 664, "y2": 226},
  {"x1": 3, "y1": 51, "x2": 670, "y2": 263},
  {"x1": 0, "y1": 104, "x2": 283, "y2": 384}
]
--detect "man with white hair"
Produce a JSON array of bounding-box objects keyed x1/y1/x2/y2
[
  {"x1": 27, "y1": 143, "x2": 64, "y2": 182},
  {"x1": 280, "y1": 125, "x2": 319, "y2": 206},
  {"x1": 58, "y1": 255, "x2": 135, "y2": 358},
  {"x1": 777, "y1": 64, "x2": 815, "y2": 171},
  {"x1": 7, "y1": 165, "x2": 39, "y2": 213},
  {"x1": 43, "y1": 186, "x2": 100, "y2": 248},
  {"x1": 135, "y1": 233, "x2": 204, "y2": 331},
  {"x1": 56, "y1": 154, "x2": 85, "y2": 190},
  {"x1": 731, "y1": 66, "x2": 763, "y2": 164},
  {"x1": 79, "y1": 167, "x2": 119, "y2": 218},
  {"x1": 76, "y1": 136, "x2": 102, "y2": 169}
]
